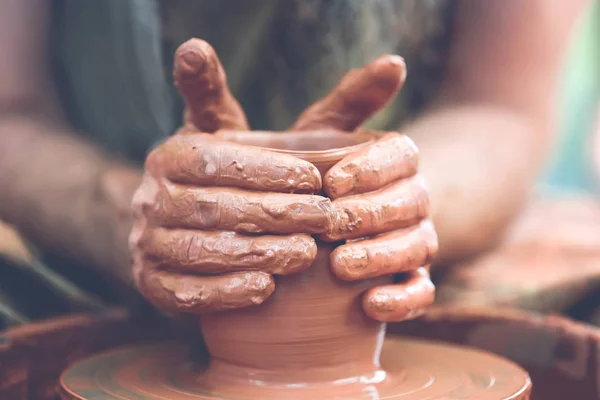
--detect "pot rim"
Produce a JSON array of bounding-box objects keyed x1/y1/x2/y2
[{"x1": 215, "y1": 130, "x2": 381, "y2": 162}]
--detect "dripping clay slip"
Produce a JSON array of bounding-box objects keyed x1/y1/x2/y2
[{"x1": 60, "y1": 130, "x2": 531, "y2": 399}]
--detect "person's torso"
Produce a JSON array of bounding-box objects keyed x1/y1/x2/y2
[{"x1": 52, "y1": 0, "x2": 456, "y2": 163}]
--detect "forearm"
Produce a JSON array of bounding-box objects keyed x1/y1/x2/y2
[
  {"x1": 0, "y1": 114, "x2": 141, "y2": 283},
  {"x1": 413, "y1": 0, "x2": 591, "y2": 265},
  {"x1": 406, "y1": 105, "x2": 551, "y2": 265}
]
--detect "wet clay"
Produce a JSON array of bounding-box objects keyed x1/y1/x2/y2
[
  {"x1": 59, "y1": 338, "x2": 531, "y2": 399},
  {"x1": 132, "y1": 39, "x2": 437, "y2": 320},
  {"x1": 197, "y1": 130, "x2": 393, "y2": 385},
  {"x1": 61, "y1": 131, "x2": 531, "y2": 399}
]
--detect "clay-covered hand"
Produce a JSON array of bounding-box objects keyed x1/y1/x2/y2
[
  {"x1": 130, "y1": 39, "x2": 331, "y2": 314},
  {"x1": 293, "y1": 56, "x2": 438, "y2": 322}
]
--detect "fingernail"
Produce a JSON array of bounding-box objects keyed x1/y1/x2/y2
[
  {"x1": 374, "y1": 54, "x2": 405, "y2": 67},
  {"x1": 246, "y1": 273, "x2": 275, "y2": 298},
  {"x1": 388, "y1": 55, "x2": 405, "y2": 67},
  {"x1": 370, "y1": 291, "x2": 396, "y2": 314},
  {"x1": 404, "y1": 308, "x2": 426, "y2": 321},
  {"x1": 178, "y1": 51, "x2": 207, "y2": 75},
  {"x1": 333, "y1": 247, "x2": 369, "y2": 280},
  {"x1": 371, "y1": 55, "x2": 407, "y2": 88},
  {"x1": 385, "y1": 55, "x2": 407, "y2": 83}
]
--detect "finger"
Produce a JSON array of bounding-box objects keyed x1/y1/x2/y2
[
  {"x1": 173, "y1": 38, "x2": 249, "y2": 132},
  {"x1": 151, "y1": 182, "x2": 332, "y2": 234},
  {"x1": 322, "y1": 175, "x2": 429, "y2": 242},
  {"x1": 362, "y1": 267, "x2": 434, "y2": 322},
  {"x1": 324, "y1": 133, "x2": 419, "y2": 199},
  {"x1": 143, "y1": 228, "x2": 317, "y2": 275},
  {"x1": 330, "y1": 220, "x2": 437, "y2": 281},
  {"x1": 147, "y1": 134, "x2": 322, "y2": 193},
  {"x1": 136, "y1": 269, "x2": 274, "y2": 314},
  {"x1": 292, "y1": 55, "x2": 406, "y2": 131}
]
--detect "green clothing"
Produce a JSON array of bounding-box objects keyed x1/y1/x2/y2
[{"x1": 52, "y1": 0, "x2": 455, "y2": 162}]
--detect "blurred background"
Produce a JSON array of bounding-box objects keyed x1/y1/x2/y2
[{"x1": 543, "y1": 1, "x2": 599, "y2": 192}]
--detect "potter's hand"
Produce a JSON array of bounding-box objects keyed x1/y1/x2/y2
[
  {"x1": 294, "y1": 55, "x2": 438, "y2": 322},
  {"x1": 130, "y1": 39, "x2": 330, "y2": 314}
]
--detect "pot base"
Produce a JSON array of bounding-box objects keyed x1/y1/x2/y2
[{"x1": 59, "y1": 337, "x2": 531, "y2": 399}]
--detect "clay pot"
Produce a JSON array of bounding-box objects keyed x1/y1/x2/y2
[{"x1": 201, "y1": 130, "x2": 392, "y2": 387}]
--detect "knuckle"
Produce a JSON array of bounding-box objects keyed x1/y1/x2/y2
[
  {"x1": 391, "y1": 132, "x2": 418, "y2": 153},
  {"x1": 155, "y1": 182, "x2": 196, "y2": 225},
  {"x1": 134, "y1": 228, "x2": 152, "y2": 254},
  {"x1": 410, "y1": 176, "x2": 431, "y2": 219},
  {"x1": 419, "y1": 283, "x2": 436, "y2": 310},
  {"x1": 385, "y1": 133, "x2": 420, "y2": 172},
  {"x1": 413, "y1": 174, "x2": 430, "y2": 196},
  {"x1": 144, "y1": 147, "x2": 162, "y2": 173},
  {"x1": 427, "y1": 235, "x2": 439, "y2": 262},
  {"x1": 419, "y1": 220, "x2": 439, "y2": 262},
  {"x1": 131, "y1": 230, "x2": 162, "y2": 274},
  {"x1": 133, "y1": 267, "x2": 152, "y2": 298},
  {"x1": 146, "y1": 134, "x2": 183, "y2": 173},
  {"x1": 382, "y1": 132, "x2": 413, "y2": 150},
  {"x1": 383, "y1": 132, "x2": 405, "y2": 148},
  {"x1": 131, "y1": 259, "x2": 143, "y2": 289},
  {"x1": 422, "y1": 278, "x2": 436, "y2": 298},
  {"x1": 131, "y1": 175, "x2": 167, "y2": 227},
  {"x1": 399, "y1": 138, "x2": 419, "y2": 170},
  {"x1": 409, "y1": 240, "x2": 431, "y2": 268},
  {"x1": 416, "y1": 269, "x2": 436, "y2": 300}
]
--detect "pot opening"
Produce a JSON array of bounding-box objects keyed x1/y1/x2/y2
[{"x1": 216, "y1": 130, "x2": 376, "y2": 154}]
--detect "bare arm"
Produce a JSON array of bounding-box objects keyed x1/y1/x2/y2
[
  {"x1": 408, "y1": 0, "x2": 591, "y2": 265},
  {"x1": 0, "y1": 0, "x2": 140, "y2": 283}
]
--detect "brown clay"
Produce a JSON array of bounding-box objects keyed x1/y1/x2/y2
[
  {"x1": 196, "y1": 130, "x2": 392, "y2": 385},
  {"x1": 362, "y1": 267, "x2": 435, "y2": 322},
  {"x1": 131, "y1": 38, "x2": 438, "y2": 318},
  {"x1": 323, "y1": 132, "x2": 419, "y2": 198},
  {"x1": 323, "y1": 174, "x2": 430, "y2": 242},
  {"x1": 61, "y1": 131, "x2": 531, "y2": 399},
  {"x1": 147, "y1": 132, "x2": 322, "y2": 193},
  {"x1": 6, "y1": 306, "x2": 599, "y2": 400},
  {"x1": 60, "y1": 337, "x2": 531, "y2": 400},
  {"x1": 150, "y1": 183, "x2": 332, "y2": 233},
  {"x1": 174, "y1": 39, "x2": 249, "y2": 132},
  {"x1": 61, "y1": 39, "x2": 530, "y2": 399}
]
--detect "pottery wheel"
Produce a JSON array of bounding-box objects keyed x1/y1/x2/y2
[{"x1": 60, "y1": 337, "x2": 531, "y2": 399}]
